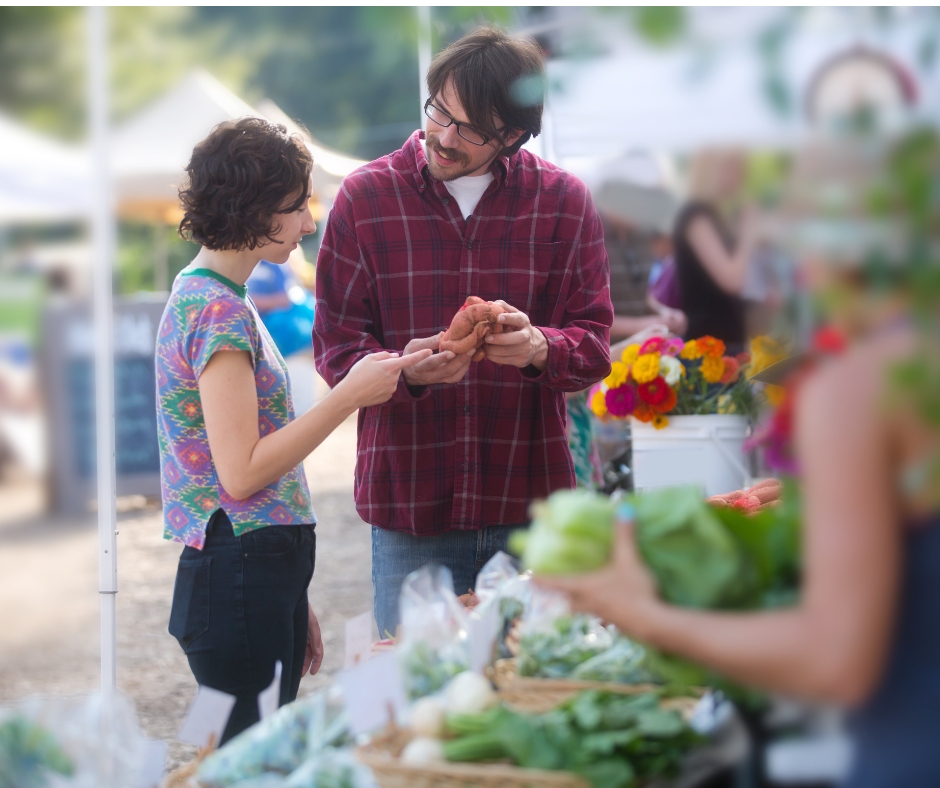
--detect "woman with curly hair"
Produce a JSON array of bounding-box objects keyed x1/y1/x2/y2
[{"x1": 157, "y1": 117, "x2": 430, "y2": 743}]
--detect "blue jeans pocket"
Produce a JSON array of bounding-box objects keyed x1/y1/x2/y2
[{"x1": 169, "y1": 557, "x2": 212, "y2": 650}]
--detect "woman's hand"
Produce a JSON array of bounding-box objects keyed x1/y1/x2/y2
[
  {"x1": 302, "y1": 602, "x2": 324, "y2": 676},
  {"x1": 534, "y1": 510, "x2": 663, "y2": 638},
  {"x1": 339, "y1": 349, "x2": 433, "y2": 408}
]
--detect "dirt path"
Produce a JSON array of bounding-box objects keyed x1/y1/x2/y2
[{"x1": 0, "y1": 413, "x2": 372, "y2": 772}]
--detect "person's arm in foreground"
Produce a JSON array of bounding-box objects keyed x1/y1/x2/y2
[
  {"x1": 538, "y1": 350, "x2": 901, "y2": 705},
  {"x1": 484, "y1": 193, "x2": 614, "y2": 390}
]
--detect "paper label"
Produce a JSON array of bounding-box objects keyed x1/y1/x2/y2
[
  {"x1": 137, "y1": 738, "x2": 168, "y2": 788},
  {"x1": 178, "y1": 684, "x2": 236, "y2": 748},
  {"x1": 335, "y1": 650, "x2": 407, "y2": 736},
  {"x1": 469, "y1": 600, "x2": 502, "y2": 674},
  {"x1": 257, "y1": 660, "x2": 283, "y2": 721},
  {"x1": 344, "y1": 611, "x2": 374, "y2": 669}
]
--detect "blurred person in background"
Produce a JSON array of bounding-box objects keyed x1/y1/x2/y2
[
  {"x1": 674, "y1": 149, "x2": 762, "y2": 354},
  {"x1": 314, "y1": 26, "x2": 613, "y2": 636},
  {"x1": 538, "y1": 130, "x2": 940, "y2": 787},
  {"x1": 246, "y1": 247, "x2": 320, "y2": 412},
  {"x1": 159, "y1": 117, "x2": 430, "y2": 743}
]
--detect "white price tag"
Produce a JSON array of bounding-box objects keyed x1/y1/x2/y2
[
  {"x1": 177, "y1": 685, "x2": 236, "y2": 748},
  {"x1": 335, "y1": 651, "x2": 408, "y2": 737},
  {"x1": 257, "y1": 660, "x2": 283, "y2": 721},
  {"x1": 344, "y1": 611, "x2": 374, "y2": 669},
  {"x1": 469, "y1": 601, "x2": 502, "y2": 674}
]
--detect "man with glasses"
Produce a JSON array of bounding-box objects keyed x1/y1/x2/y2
[{"x1": 314, "y1": 26, "x2": 613, "y2": 635}]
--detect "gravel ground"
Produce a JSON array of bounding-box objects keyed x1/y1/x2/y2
[{"x1": 0, "y1": 413, "x2": 373, "y2": 775}]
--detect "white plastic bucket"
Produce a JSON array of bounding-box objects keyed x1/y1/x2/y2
[{"x1": 630, "y1": 414, "x2": 750, "y2": 497}]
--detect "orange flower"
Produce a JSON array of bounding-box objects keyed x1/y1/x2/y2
[
  {"x1": 697, "y1": 335, "x2": 726, "y2": 358},
  {"x1": 652, "y1": 413, "x2": 669, "y2": 430},
  {"x1": 765, "y1": 384, "x2": 787, "y2": 407},
  {"x1": 653, "y1": 386, "x2": 677, "y2": 414},
  {"x1": 701, "y1": 355, "x2": 725, "y2": 383},
  {"x1": 679, "y1": 339, "x2": 702, "y2": 360},
  {"x1": 632, "y1": 402, "x2": 656, "y2": 423}
]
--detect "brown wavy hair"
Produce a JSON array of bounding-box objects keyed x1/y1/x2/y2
[
  {"x1": 178, "y1": 117, "x2": 313, "y2": 251},
  {"x1": 427, "y1": 25, "x2": 545, "y2": 157}
]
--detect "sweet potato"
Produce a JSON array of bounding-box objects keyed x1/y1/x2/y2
[{"x1": 440, "y1": 296, "x2": 512, "y2": 361}]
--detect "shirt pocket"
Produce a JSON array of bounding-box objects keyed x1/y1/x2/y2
[
  {"x1": 168, "y1": 556, "x2": 212, "y2": 649},
  {"x1": 476, "y1": 241, "x2": 559, "y2": 325}
]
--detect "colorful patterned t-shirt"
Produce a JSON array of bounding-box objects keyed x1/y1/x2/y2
[{"x1": 156, "y1": 268, "x2": 315, "y2": 549}]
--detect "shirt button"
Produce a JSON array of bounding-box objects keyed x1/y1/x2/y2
[
  {"x1": 442, "y1": 197, "x2": 450, "y2": 205},
  {"x1": 419, "y1": 183, "x2": 425, "y2": 190},
  {"x1": 551, "y1": 370, "x2": 559, "y2": 378},
  {"x1": 467, "y1": 241, "x2": 473, "y2": 250},
  {"x1": 463, "y1": 405, "x2": 470, "y2": 413}
]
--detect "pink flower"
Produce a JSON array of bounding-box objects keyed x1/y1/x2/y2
[
  {"x1": 663, "y1": 337, "x2": 685, "y2": 356},
  {"x1": 605, "y1": 384, "x2": 637, "y2": 418},
  {"x1": 640, "y1": 336, "x2": 666, "y2": 355}
]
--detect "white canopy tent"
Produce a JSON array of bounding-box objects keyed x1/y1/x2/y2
[
  {"x1": 0, "y1": 112, "x2": 90, "y2": 224},
  {"x1": 112, "y1": 69, "x2": 365, "y2": 223}
]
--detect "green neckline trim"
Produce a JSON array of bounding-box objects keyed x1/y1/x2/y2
[{"x1": 182, "y1": 267, "x2": 247, "y2": 298}]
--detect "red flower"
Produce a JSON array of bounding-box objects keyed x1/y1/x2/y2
[
  {"x1": 632, "y1": 402, "x2": 656, "y2": 423},
  {"x1": 652, "y1": 386, "x2": 677, "y2": 414},
  {"x1": 735, "y1": 352, "x2": 751, "y2": 366},
  {"x1": 640, "y1": 336, "x2": 666, "y2": 355},
  {"x1": 812, "y1": 325, "x2": 847, "y2": 354},
  {"x1": 719, "y1": 356, "x2": 740, "y2": 384},
  {"x1": 637, "y1": 376, "x2": 671, "y2": 406}
]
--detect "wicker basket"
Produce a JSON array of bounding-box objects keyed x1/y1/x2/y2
[
  {"x1": 490, "y1": 658, "x2": 702, "y2": 716},
  {"x1": 355, "y1": 724, "x2": 590, "y2": 788}
]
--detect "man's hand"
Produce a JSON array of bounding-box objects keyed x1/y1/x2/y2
[
  {"x1": 401, "y1": 333, "x2": 475, "y2": 387},
  {"x1": 302, "y1": 602, "x2": 324, "y2": 676},
  {"x1": 483, "y1": 301, "x2": 548, "y2": 371}
]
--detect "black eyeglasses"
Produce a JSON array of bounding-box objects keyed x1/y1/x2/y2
[{"x1": 424, "y1": 99, "x2": 504, "y2": 146}]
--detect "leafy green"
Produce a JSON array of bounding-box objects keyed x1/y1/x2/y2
[
  {"x1": 398, "y1": 640, "x2": 468, "y2": 701},
  {"x1": 0, "y1": 715, "x2": 74, "y2": 788},
  {"x1": 442, "y1": 691, "x2": 699, "y2": 788}
]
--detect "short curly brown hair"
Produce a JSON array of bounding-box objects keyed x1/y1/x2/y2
[{"x1": 178, "y1": 117, "x2": 313, "y2": 251}]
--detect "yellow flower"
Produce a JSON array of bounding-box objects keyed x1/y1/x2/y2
[
  {"x1": 620, "y1": 343, "x2": 641, "y2": 366},
  {"x1": 716, "y1": 394, "x2": 737, "y2": 414},
  {"x1": 750, "y1": 335, "x2": 786, "y2": 375},
  {"x1": 701, "y1": 355, "x2": 725, "y2": 384},
  {"x1": 652, "y1": 413, "x2": 669, "y2": 430},
  {"x1": 604, "y1": 361, "x2": 628, "y2": 389},
  {"x1": 679, "y1": 339, "x2": 702, "y2": 360},
  {"x1": 590, "y1": 389, "x2": 609, "y2": 417},
  {"x1": 765, "y1": 384, "x2": 787, "y2": 407},
  {"x1": 631, "y1": 352, "x2": 661, "y2": 384}
]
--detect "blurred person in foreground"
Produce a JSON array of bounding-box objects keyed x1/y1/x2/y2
[
  {"x1": 314, "y1": 26, "x2": 613, "y2": 635},
  {"x1": 673, "y1": 149, "x2": 763, "y2": 354},
  {"x1": 158, "y1": 117, "x2": 430, "y2": 743},
  {"x1": 538, "y1": 130, "x2": 940, "y2": 787}
]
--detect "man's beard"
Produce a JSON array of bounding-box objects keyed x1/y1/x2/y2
[{"x1": 426, "y1": 134, "x2": 496, "y2": 182}]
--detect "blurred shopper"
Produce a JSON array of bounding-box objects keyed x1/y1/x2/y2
[
  {"x1": 157, "y1": 117, "x2": 430, "y2": 743},
  {"x1": 674, "y1": 149, "x2": 760, "y2": 354},
  {"x1": 645, "y1": 231, "x2": 686, "y2": 334},
  {"x1": 538, "y1": 132, "x2": 940, "y2": 787},
  {"x1": 314, "y1": 26, "x2": 613, "y2": 635}
]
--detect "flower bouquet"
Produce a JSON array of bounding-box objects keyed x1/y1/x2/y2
[{"x1": 590, "y1": 335, "x2": 787, "y2": 430}]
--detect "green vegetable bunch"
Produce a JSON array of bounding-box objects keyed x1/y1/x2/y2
[
  {"x1": 0, "y1": 715, "x2": 74, "y2": 788},
  {"x1": 442, "y1": 690, "x2": 700, "y2": 788},
  {"x1": 509, "y1": 489, "x2": 616, "y2": 575},
  {"x1": 399, "y1": 640, "x2": 469, "y2": 701}
]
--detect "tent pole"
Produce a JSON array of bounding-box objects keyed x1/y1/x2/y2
[
  {"x1": 417, "y1": 7, "x2": 432, "y2": 130},
  {"x1": 88, "y1": 5, "x2": 118, "y2": 698}
]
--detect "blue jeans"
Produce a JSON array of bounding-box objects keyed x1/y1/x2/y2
[
  {"x1": 168, "y1": 509, "x2": 316, "y2": 744},
  {"x1": 371, "y1": 524, "x2": 525, "y2": 638}
]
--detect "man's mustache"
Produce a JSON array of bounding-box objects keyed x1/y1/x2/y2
[{"x1": 428, "y1": 137, "x2": 468, "y2": 166}]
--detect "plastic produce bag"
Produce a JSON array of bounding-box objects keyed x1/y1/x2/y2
[
  {"x1": 397, "y1": 564, "x2": 471, "y2": 700},
  {"x1": 198, "y1": 688, "x2": 351, "y2": 787}
]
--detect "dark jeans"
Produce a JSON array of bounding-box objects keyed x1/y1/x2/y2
[
  {"x1": 168, "y1": 509, "x2": 316, "y2": 744},
  {"x1": 371, "y1": 524, "x2": 524, "y2": 638}
]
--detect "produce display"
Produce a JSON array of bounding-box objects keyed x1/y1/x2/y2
[
  {"x1": 435, "y1": 688, "x2": 699, "y2": 788},
  {"x1": 0, "y1": 715, "x2": 74, "y2": 788},
  {"x1": 439, "y1": 296, "x2": 512, "y2": 361}
]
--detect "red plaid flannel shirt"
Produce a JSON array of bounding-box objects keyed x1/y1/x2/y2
[{"x1": 313, "y1": 131, "x2": 612, "y2": 535}]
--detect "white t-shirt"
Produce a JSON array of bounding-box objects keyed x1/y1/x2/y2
[
  {"x1": 443, "y1": 172, "x2": 494, "y2": 220},
  {"x1": 424, "y1": 141, "x2": 494, "y2": 219}
]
